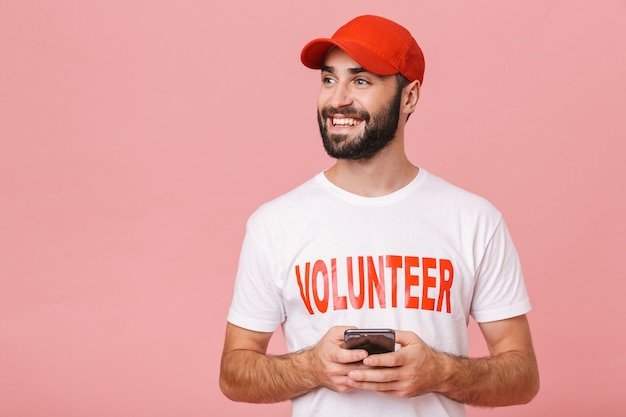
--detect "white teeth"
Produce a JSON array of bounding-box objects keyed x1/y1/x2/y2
[{"x1": 332, "y1": 117, "x2": 360, "y2": 126}]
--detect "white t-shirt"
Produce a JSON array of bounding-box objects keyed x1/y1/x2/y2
[{"x1": 227, "y1": 169, "x2": 531, "y2": 417}]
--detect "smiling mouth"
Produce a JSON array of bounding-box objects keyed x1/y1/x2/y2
[{"x1": 331, "y1": 117, "x2": 363, "y2": 127}]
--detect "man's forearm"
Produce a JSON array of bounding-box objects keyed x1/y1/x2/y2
[
  {"x1": 436, "y1": 349, "x2": 539, "y2": 407},
  {"x1": 219, "y1": 348, "x2": 318, "y2": 403}
]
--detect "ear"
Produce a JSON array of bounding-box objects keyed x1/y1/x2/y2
[
  {"x1": 404, "y1": 80, "x2": 420, "y2": 112},
  {"x1": 400, "y1": 80, "x2": 420, "y2": 122}
]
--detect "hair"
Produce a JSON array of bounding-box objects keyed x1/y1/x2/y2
[{"x1": 395, "y1": 73, "x2": 410, "y2": 90}]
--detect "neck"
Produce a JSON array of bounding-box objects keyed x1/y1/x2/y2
[{"x1": 324, "y1": 136, "x2": 418, "y2": 197}]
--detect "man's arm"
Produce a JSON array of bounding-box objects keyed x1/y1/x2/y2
[
  {"x1": 346, "y1": 314, "x2": 539, "y2": 406},
  {"x1": 219, "y1": 323, "x2": 367, "y2": 403},
  {"x1": 436, "y1": 314, "x2": 539, "y2": 406}
]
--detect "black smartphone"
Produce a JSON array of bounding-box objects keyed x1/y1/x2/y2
[{"x1": 344, "y1": 328, "x2": 395, "y2": 354}]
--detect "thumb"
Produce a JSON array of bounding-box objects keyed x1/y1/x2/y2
[{"x1": 393, "y1": 329, "x2": 422, "y2": 347}]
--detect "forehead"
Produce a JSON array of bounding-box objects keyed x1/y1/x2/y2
[{"x1": 322, "y1": 47, "x2": 365, "y2": 71}]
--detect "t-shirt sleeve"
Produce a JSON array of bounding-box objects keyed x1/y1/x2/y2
[
  {"x1": 227, "y1": 219, "x2": 285, "y2": 332},
  {"x1": 470, "y1": 218, "x2": 531, "y2": 323}
]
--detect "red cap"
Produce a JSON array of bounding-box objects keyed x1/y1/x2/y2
[{"x1": 300, "y1": 15, "x2": 425, "y2": 84}]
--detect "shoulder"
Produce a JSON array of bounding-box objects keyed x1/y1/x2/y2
[
  {"x1": 246, "y1": 173, "x2": 325, "y2": 228},
  {"x1": 420, "y1": 169, "x2": 500, "y2": 214}
]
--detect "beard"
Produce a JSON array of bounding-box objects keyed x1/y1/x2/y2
[{"x1": 317, "y1": 87, "x2": 402, "y2": 161}]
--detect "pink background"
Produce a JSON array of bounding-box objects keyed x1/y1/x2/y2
[{"x1": 1, "y1": 1, "x2": 625, "y2": 416}]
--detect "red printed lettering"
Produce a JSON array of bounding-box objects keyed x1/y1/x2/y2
[
  {"x1": 386, "y1": 255, "x2": 402, "y2": 308},
  {"x1": 347, "y1": 256, "x2": 365, "y2": 309},
  {"x1": 367, "y1": 256, "x2": 386, "y2": 308},
  {"x1": 295, "y1": 255, "x2": 455, "y2": 315},
  {"x1": 421, "y1": 257, "x2": 437, "y2": 311},
  {"x1": 331, "y1": 258, "x2": 347, "y2": 310},
  {"x1": 311, "y1": 260, "x2": 329, "y2": 313},
  {"x1": 295, "y1": 263, "x2": 314, "y2": 315},
  {"x1": 404, "y1": 256, "x2": 420, "y2": 309},
  {"x1": 437, "y1": 259, "x2": 454, "y2": 313}
]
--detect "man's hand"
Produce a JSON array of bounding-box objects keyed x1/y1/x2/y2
[
  {"x1": 308, "y1": 326, "x2": 369, "y2": 393},
  {"x1": 345, "y1": 329, "x2": 442, "y2": 397},
  {"x1": 344, "y1": 315, "x2": 540, "y2": 406},
  {"x1": 219, "y1": 324, "x2": 367, "y2": 403}
]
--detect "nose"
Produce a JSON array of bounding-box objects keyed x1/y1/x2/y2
[{"x1": 330, "y1": 81, "x2": 353, "y2": 109}]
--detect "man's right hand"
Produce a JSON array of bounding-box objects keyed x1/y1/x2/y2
[
  {"x1": 220, "y1": 323, "x2": 368, "y2": 403},
  {"x1": 307, "y1": 325, "x2": 370, "y2": 393}
]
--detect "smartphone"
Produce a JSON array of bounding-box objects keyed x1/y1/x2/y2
[{"x1": 344, "y1": 328, "x2": 395, "y2": 354}]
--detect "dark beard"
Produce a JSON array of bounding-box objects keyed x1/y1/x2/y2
[{"x1": 317, "y1": 88, "x2": 402, "y2": 161}]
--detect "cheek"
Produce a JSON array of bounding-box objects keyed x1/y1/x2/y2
[{"x1": 317, "y1": 90, "x2": 330, "y2": 109}]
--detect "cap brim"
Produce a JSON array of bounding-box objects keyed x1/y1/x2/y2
[
  {"x1": 300, "y1": 38, "x2": 337, "y2": 69},
  {"x1": 301, "y1": 38, "x2": 399, "y2": 76}
]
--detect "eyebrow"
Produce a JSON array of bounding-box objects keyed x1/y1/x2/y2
[{"x1": 321, "y1": 65, "x2": 369, "y2": 75}]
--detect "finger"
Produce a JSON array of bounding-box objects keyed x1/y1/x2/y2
[
  {"x1": 326, "y1": 375, "x2": 357, "y2": 393},
  {"x1": 393, "y1": 329, "x2": 427, "y2": 349},
  {"x1": 330, "y1": 325, "x2": 356, "y2": 340},
  {"x1": 392, "y1": 329, "x2": 414, "y2": 346},
  {"x1": 337, "y1": 347, "x2": 368, "y2": 364},
  {"x1": 362, "y1": 351, "x2": 398, "y2": 367},
  {"x1": 348, "y1": 367, "x2": 398, "y2": 384},
  {"x1": 348, "y1": 379, "x2": 402, "y2": 394},
  {"x1": 350, "y1": 381, "x2": 407, "y2": 397}
]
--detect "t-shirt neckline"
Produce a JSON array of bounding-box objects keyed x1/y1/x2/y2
[{"x1": 314, "y1": 167, "x2": 427, "y2": 207}]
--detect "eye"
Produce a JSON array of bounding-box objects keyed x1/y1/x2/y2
[
  {"x1": 322, "y1": 75, "x2": 336, "y2": 85},
  {"x1": 355, "y1": 78, "x2": 370, "y2": 86}
]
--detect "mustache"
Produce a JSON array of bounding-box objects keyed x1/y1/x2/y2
[{"x1": 319, "y1": 106, "x2": 370, "y2": 122}]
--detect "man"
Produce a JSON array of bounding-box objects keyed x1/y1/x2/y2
[{"x1": 220, "y1": 14, "x2": 539, "y2": 417}]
